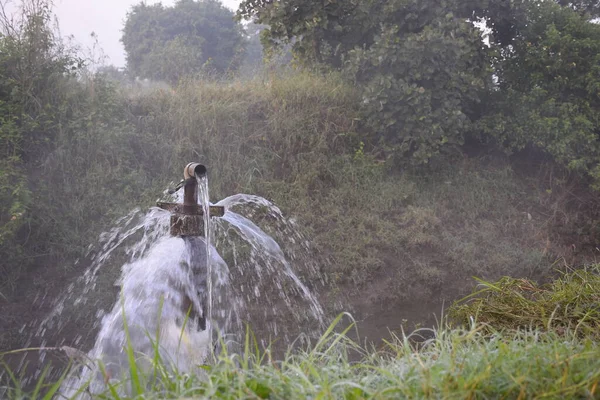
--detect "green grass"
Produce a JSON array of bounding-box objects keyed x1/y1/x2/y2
[
  {"x1": 278, "y1": 154, "x2": 562, "y2": 305},
  {"x1": 4, "y1": 269, "x2": 600, "y2": 399},
  {"x1": 3, "y1": 315, "x2": 600, "y2": 399},
  {"x1": 449, "y1": 265, "x2": 600, "y2": 338}
]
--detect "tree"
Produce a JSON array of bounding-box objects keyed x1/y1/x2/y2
[
  {"x1": 239, "y1": 0, "x2": 491, "y2": 164},
  {"x1": 556, "y1": 0, "x2": 600, "y2": 16},
  {"x1": 122, "y1": 0, "x2": 243, "y2": 82},
  {"x1": 238, "y1": 0, "x2": 600, "y2": 169},
  {"x1": 238, "y1": 0, "x2": 389, "y2": 68},
  {"x1": 346, "y1": 14, "x2": 490, "y2": 164},
  {"x1": 465, "y1": 0, "x2": 600, "y2": 49},
  {"x1": 478, "y1": 1, "x2": 600, "y2": 187}
]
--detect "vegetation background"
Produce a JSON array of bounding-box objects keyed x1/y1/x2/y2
[{"x1": 1, "y1": 0, "x2": 600, "y2": 395}]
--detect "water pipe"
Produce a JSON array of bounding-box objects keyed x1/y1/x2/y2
[
  {"x1": 184, "y1": 162, "x2": 207, "y2": 180},
  {"x1": 157, "y1": 163, "x2": 225, "y2": 237}
]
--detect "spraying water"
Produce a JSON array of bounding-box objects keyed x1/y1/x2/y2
[
  {"x1": 59, "y1": 237, "x2": 216, "y2": 397},
  {"x1": 21, "y1": 165, "x2": 325, "y2": 396},
  {"x1": 215, "y1": 194, "x2": 325, "y2": 345}
]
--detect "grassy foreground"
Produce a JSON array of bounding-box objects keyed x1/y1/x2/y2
[
  {"x1": 3, "y1": 265, "x2": 600, "y2": 399},
  {"x1": 3, "y1": 317, "x2": 600, "y2": 399}
]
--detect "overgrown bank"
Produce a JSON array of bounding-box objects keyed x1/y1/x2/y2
[
  {"x1": 2, "y1": 71, "x2": 599, "y2": 353},
  {"x1": 2, "y1": 0, "x2": 600, "y2": 355}
]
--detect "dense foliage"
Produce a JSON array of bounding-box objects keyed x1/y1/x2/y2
[
  {"x1": 238, "y1": 0, "x2": 491, "y2": 163},
  {"x1": 479, "y1": 2, "x2": 600, "y2": 188},
  {"x1": 345, "y1": 12, "x2": 488, "y2": 164},
  {"x1": 122, "y1": 0, "x2": 243, "y2": 82},
  {"x1": 239, "y1": 0, "x2": 600, "y2": 182},
  {"x1": 0, "y1": 1, "x2": 80, "y2": 292},
  {"x1": 0, "y1": 0, "x2": 169, "y2": 298}
]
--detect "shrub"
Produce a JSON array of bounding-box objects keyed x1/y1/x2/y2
[{"x1": 0, "y1": 0, "x2": 80, "y2": 292}]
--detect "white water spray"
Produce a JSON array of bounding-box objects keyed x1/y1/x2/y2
[{"x1": 26, "y1": 169, "x2": 327, "y2": 397}]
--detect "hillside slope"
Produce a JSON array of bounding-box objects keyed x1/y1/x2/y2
[{"x1": 2, "y1": 74, "x2": 599, "y2": 355}]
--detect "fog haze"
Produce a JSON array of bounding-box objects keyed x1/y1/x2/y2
[{"x1": 54, "y1": 0, "x2": 242, "y2": 67}]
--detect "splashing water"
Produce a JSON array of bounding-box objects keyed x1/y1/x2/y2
[
  {"x1": 214, "y1": 194, "x2": 325, "y2": 347},
  {"x1": 59, "y1": 236, "x2": 225, "y2": 397},
  {"x1": 22, "y1": 173, "x2": 326, "y2": 396}
]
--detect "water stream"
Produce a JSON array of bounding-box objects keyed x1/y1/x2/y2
[{"x1": 18, "y1": 173, "x2": 326, "y2": 396}]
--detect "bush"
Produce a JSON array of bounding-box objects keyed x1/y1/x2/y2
[
  {"x1": 346, "y1": 15, "x2": 488, "y2": 165},
  {"x1": 0, "y1": 0, "x2": 80, "y2": 292}
]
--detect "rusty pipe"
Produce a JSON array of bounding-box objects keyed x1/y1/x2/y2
[
  {"x1": 184, "y1": 163, "x2": 207, "y2": 180},
  {"x1": 182, "y1": 163, "x2": 206, "y2": 214}
]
